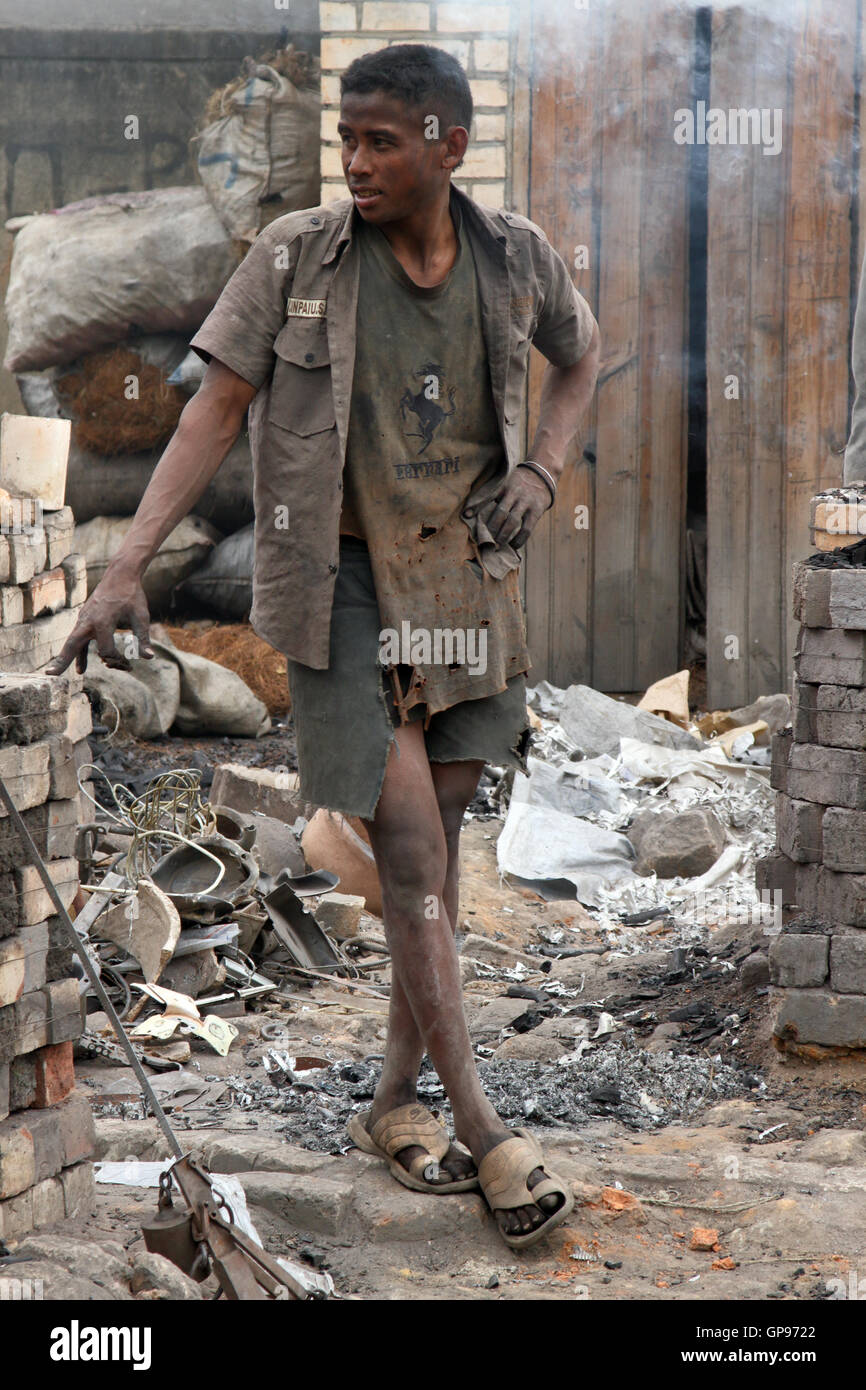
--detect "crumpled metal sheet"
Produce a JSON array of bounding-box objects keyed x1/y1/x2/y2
[
  {"x1": 497, "y1": 776, "x2": 637, "y2": 907},
  {"x1": 496, "y1": 709, "x2": 778, "y2": 951}
]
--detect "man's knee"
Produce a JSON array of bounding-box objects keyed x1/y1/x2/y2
[{"x1": 371, "y1": 818, "x2": 448, "y2": 912}]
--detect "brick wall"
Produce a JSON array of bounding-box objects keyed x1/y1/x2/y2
[{"x1": 318, "y1": 1, "x2": 516, "y2": 209}]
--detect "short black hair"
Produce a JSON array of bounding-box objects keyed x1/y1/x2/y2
[{"x1": 340, "y1": 43, "x2": 473, "y2": 134}]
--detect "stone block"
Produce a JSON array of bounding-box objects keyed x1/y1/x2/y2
[
  {"x1": 794, "y1": 625, "x2": 866, "y2": 685},
  {"x1": 777, "y1": 738, "x2": 866, "y2": 809},
  {"x1": 45, "y1": 797, "x2": 81, "y2": 860},
  {"x1": 631, "y1": 805, "x2": 726, "y2": 878},
  {"x1": 314, "y1": 891, "x2": 365, "y2": 940},
  {"x1": 56, "y1": 1088, "x2": 95, "y2": 1165},
  {"x1": 0, "y1": 414, "x2": 70, "y2": 510},
  {"x1": 775, "y1": 792, "x2": 823, "y2": 863},
  {"x1": 210, "y1": 762, "x2": 307, "y2": 824},
  {"x1": 791, "y1": 679, "x2": 818, "y2": 743},
  {"x1": 0, "y1": 988, "x2": 49, "y2": 1060},
  {"x1": 43, "y1": 978, "x2": 82, "y2": 1047},
  {"x1": 769, "y1": 933, "x2": 829, "y2": 987},
  {"x1": 792, "y1": 560, "x2": 866, "y2": 629},
  {"x1": 43, "y1": 507, "x2": 74, "y2": 568},
  {"x1": 237, "y1": 1170, "x2": 352, "y2": 1235},
  {"x1": 775, "y1": 987, "x2": 866, "y2": 1049},
  {"x1": 0, "y1": 604, "x2": 80, "y2": 673},
  {"x1": 0, "y1": 740, "x2": 50, "y2": 814},
  {"x1": 9, "y1": 1053, "x2": 36, "y2": 1110},
  {"x1": 0, "y1": 1061, "x2": 8, "y2": 1121},
  {"x1": 63, "y1": 692, "x2": 92, "y2": 743},
  {"x1": 755, "y1": 850, "x2": 798, "y2": 905},
  {"x1": 32, "y1": 1174, "x2": 65, "y2": 1228},
  {"x1": 769, "y1": 728, "x2": 791, "y2": 793},
  {"x1": 0, "y1": 585, "x2": 23, "y2": 627},
  {"x1": 0, "y1": 1113, "x2": 36, "y2": 1197},
  {"x1": 0, "y1": 1188, "x2": 33, "y2": 1241},
  {"x1": 15, "y1": 859, "x2": 78, "y2": 926},
  {"x1": 61, "y1": 1159, "x2": 95, "y2": 1218},
  {"x1": 45, "y1": 915, "x2": 74, "y2": 983},
  {"x1": 825, "y1": 867, "x2": 866, "y2": 927},
  {"x1": 32, "y1": 1040, "x2": 75, "y2": 1108},
  {"x1": 21, "y1": 566, "x2": 67, "y2": 621},
  {"x1": 26, "y1": 1105, "x2": 64, "y2": 1182},
  {"x1": 822, "y1": 807, "x2": 866, "y2": 872},
  {"x1": 60, "y1": 552, "x2": 86, "y2": 607},
  {"x1": 7, "y1": 531, "x2": 44, "y2": 585},
  {"x1": 809, "y1": 684, "x2": 866, "y2": 750},
  {"x1": 0, "y1": 924, "x2": 49, "y2": 1006},
  {"x1": 0, "y1": 671, "x2": 77, "y2": 746},
  {"x1": 740, "y1": 953, "x2": 770, "y2": 989},
  {"x1": 830, "y1": 935, "x2": 866, "y2": 993}
]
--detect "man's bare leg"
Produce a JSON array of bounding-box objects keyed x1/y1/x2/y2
[
  {"x1": 362, "y1": 723, "x2": 562, "y2": 1238},
  {"x1": 362, "y1": 757, "x2": 484, "y2": 1184}
]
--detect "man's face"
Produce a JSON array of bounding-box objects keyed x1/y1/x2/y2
[{"x1": 338, "y1": 90, "x2": 454, "y2": 224}]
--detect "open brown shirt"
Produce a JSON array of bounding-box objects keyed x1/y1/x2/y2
[{"x1": 190, "y1": 184, "x2": 597, "y2": 670}]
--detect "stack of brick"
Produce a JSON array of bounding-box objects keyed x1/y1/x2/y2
[
  {"x1": 0, "y1": 673, "x2": 95, "y2": 1241},
  {"x1": 757, "y1": 537, "x2": 866, "y2": 1051},
  {"x1": 0, "y1": 505, "x2": 85, "y2": 672}
]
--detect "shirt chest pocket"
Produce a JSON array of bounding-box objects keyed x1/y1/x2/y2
[{"x1": 268, "y1": 320, "x2": 336, "y2": 436}]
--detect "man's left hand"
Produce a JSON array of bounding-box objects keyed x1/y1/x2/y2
[{"x1": 478, "y1": 465, "x2": 552, "y2": 550}]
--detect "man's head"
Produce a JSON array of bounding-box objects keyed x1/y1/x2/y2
[{"x1": 338, "y1": 44, "x2": 472, "y2": 224}]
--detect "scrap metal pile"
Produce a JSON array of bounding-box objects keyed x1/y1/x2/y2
[{"x1": 72, "y1": 765, "x2": 387, "y2": 1075}]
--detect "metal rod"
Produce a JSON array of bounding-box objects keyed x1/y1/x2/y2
[{"x1": 0, "y1": 774, "x2": 183, "y2": 1159}]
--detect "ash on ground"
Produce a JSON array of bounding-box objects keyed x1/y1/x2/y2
[{"x1": 238, "y1": 1047, "x2": 758, "y2": 1154}]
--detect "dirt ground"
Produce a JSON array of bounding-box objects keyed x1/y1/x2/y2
[{"x1": 14, "y1": 802, "x2": 866, "y2": 1303}]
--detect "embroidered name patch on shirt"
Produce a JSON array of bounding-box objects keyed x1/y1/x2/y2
[{"x1": 285, "y1": 297, "x2": 327, "y2": 318}]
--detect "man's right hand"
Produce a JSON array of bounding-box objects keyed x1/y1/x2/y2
[{"x1": 45, "y1": 568, "x2": 154, "y2": 676}]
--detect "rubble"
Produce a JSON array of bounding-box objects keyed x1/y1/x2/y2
[
  {"x1": 559, "y1": 684, "x2": 702, "y2": 757},
  {"x1": 628, "y1": 805, "x2": 727, "y2": 879}
]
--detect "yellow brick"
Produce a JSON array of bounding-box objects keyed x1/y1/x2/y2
[
  {"x1": 322, "y1": 75, "x2": 343, "y2": 104},
  {"x1": 321, "y1": 36, "x2": 387, "y2": 69},
  {"x1": 473, "y1": 113, "x2": 506, "y2": 141},
  {"x1": 437, "y1": 4, "x2": 511, "y2": 33},
  {"x1": 423, "y1": 37, "x2": 470, "y2": 64},
  {"x1": 321, "y1": 108, "x2": 342, "y2": 142},
  {"x1": 321, "y1": 1, "x2": 358, "y2": 30},
  {"x1": 322, "y1": 146, "x2": 349, "y2": 180},
  {"x1": 474, "y1": 180, "x2": 506, "y2": 206},
  {"x1": 469, "y1": 78, "x2": 508, "y2": 107},
  {"x1": 360, "y1": 2, "x2": 430, "y2": 29},
  {"x1": 321, "y1": 181, "x2": 351, "y2": 205},
  {"x1": 473, "y1": 38, "x2": 510, "y2": 71},
  {"x1": 461, "y1": 144, "x2": 506, "y2": 179}
]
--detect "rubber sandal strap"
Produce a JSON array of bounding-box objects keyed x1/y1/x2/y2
[
  {"x1": 477, "y1": 1130, "x2": 568, "y2": 1214},
  {"x1": 369, "y1": 1104, "x2": 450, "y2": 1164}
]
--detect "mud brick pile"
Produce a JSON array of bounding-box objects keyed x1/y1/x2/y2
[
  {"x1": 0, "y1": 508, "x2": 86, "y2": 671},
  {"x1": 757, "y1": 556, "x2": 866, "y2": 1052},
  {"x1": 0, "y1": 673, "x2": 95, "y2": 1241}
]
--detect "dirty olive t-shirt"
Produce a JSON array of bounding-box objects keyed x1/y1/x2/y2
[{"x1": 341, "y1": 199, "x2": 531, "y2": 719}]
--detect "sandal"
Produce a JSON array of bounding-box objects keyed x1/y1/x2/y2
[
  {"x1": 477, "y1": 1127, "x2": 574, "y2": 1249},
  {"x1": 347, "y1": 1103, "x2": 479, "y2": 1194}
]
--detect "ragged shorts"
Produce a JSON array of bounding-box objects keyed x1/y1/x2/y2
[{"x1": 285, "y1": 536, "x2": 531, "y2": 819}]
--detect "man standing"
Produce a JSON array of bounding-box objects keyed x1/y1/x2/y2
[{"x1": 47, "y1": 44, "x2": 600, "y2": 1249}]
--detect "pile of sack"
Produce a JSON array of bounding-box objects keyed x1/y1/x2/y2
[{"x1": 3, "y1": 46, "x2": 320, "y2": 612}]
